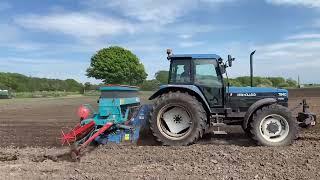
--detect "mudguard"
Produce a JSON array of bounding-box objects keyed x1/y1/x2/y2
[
  {"x1": 149, "y1": 85, "x2": 212, "y2": 113},
  {"x1": 242, "y1": 98, "x2": 277, "y2": 129}
]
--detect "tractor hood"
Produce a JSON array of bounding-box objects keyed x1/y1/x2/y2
[{"x1": 227, "y1": 87, "x2": 288, "y2": 97}]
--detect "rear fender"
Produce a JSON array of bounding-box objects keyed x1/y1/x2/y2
[
  {"x1": 242, "y1": 98, "x2": 277, "y2": 129},
  {"x1": 149, "y1": 85, "x2": 212, "y2": 113}
]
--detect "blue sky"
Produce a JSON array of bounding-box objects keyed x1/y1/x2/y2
[{"x1": 0, "y1": 0, "x2": 320, "y2": 84}]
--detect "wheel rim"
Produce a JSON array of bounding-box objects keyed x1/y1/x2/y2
[
  {"x1": 259, "y1": 114, "x2": 289, "y2": 143},
  {"x1": 157, "y1": 104, "x2": 193, "y2": 140}
]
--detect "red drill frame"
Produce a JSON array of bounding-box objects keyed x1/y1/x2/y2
[{"x1": 61, "y1": 121, "x2": 96, "y2": 145}]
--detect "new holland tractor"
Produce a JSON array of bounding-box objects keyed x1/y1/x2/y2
[
  {"x1": 62, "y1": 50, "x2": 316, "y2": 160},
  {"x1": 147, "y1": 49, "x2": 316, "y2": 146}
]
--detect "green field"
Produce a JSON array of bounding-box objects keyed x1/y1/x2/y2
[{"x1": 13, "y1": 91, "x2": 81, "y2": 98}]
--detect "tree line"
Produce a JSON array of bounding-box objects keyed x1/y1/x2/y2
[
  {"x1": 0, "y1": 71, "x2": 299, "y2": 93},
  {"x1": 0, "y1": 72, "x2": 83, "y2": 92}
]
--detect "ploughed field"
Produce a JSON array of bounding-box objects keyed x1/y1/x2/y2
[{"x1": 0, "y1": 90, "x2": 320, "y2": 179}]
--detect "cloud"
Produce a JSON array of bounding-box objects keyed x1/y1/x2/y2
[
  {"x1": 14, "y1": 12, "x2": 137, "y2": 41},
  {"x1": 6, "y1": 0, "x2": 319, "y2": 83},
  {"x1": 84, "y1": 0, "x2": 237, "y2": 25},
  {"x1": 161, "y1": 23, "x2": 238, "y2": 39},
  {"x1": 223, "y1": 34, "x2": 320, "y2": 83},
  {"x1": 12, "y1": 11, "x2": 230, "y2": 55},
  {"x1": 12, "y1": 0, "x2": 240, "y2": 53},
  {"x1": 252, "y1": 39, "x2": 320, "y2": 79},
  {"x1": 255, "y1": 40, "x2": 320, "y2": 61},
  {"x1": 179, "y1": 34, "x2": 193, "y2": 39},
  {"x1": 179, "y1": 41, "x2": 205, "y2": 48},
  {"x1": 266, "y1": 0, "x2": 320, "y2": 8},
  {"x1": 287, "y1": 33, "x2": 320, "y2": 40},
  {"x1": 254, "y1": 42, "x2": 299, "y2": 51}
]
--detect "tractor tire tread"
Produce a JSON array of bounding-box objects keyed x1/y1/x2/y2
[{"x1": 149, "y1": 91, "x2": 206, "y2": 146}]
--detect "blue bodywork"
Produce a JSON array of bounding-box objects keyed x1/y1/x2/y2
[
  {"x1": 82, "y1": 86, "x2": 140, "y2": 126},
  {"x1": 228, "y1": 87, "x2": 288, "y2": 94},
  {"x1": 95, "y1": 105, "x2": 151, "y2": 144},
  {"x1": 100, "y1": 86, "x2": 139, "y2": 91},
  {"x1": 151, "y1": 85, "x2": 288, "y2": 96},
  {"x1": 169, "y1": 54, "x2": 221, "y2": 59}
]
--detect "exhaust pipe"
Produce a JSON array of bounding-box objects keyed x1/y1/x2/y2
[{"x1": 250, "y1": 50, "x2": 256, "y2": 87}]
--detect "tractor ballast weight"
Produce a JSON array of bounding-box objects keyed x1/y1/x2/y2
[{"x1": 61, "y1": 85, "x2": 150, "y2": 160}]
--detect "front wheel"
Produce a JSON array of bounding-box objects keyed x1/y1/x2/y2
[{"x1": 250, "y1": 104, "x2": 298, "y2": 146}]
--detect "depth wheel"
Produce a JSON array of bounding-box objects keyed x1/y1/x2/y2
[
  {"x1": 70, "y1": 144, "x2": 80, "y2": 162},
  {"x1": 149, "y1": 91, "x2": 207, "y2": 146}
]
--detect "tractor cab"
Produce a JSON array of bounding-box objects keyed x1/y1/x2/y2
[{"x1": 167, "y1": 52, "x2": 232, "y2": 108}]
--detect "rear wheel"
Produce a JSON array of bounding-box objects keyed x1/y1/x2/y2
[
  {"x1": 250, "y1": 104, "x2": 298, "y2": 146},
  {"x1": 149, "y1": 91, "x2": 206, "y2": 146}
]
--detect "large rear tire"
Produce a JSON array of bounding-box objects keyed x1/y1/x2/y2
[
  {"x1": 149, "y1": 91, "x2": 207, "y2": 146},
  {"x1": 250, "y1": 104, "x2": 298, "y2": 146}
]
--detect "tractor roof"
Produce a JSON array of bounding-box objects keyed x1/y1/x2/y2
[{"x1": 170, "y1": 54, "x2": 221, "y2": 60}]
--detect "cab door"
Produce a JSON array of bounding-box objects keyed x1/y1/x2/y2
[{"x1": 193, "y1": 59, "x2": 223, "y2": 107}]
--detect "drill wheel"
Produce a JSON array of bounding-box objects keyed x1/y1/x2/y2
[{"x1": 70, "y1": 144, "x2": 81, "y2": 162}]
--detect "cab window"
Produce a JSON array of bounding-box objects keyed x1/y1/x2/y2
[
  {"x1": 194, "y1": 59, "x2": 222, "y2": 87},
  {"x1": 169, "y1": 60, "x2": 191, "y2": 84}
]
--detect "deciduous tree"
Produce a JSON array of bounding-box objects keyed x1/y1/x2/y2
[{"x1": 86, "y1": 46, "x2": 147, "y2": 85}]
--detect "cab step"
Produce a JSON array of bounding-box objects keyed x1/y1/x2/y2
[
  {"x1": 213, "y1": 130, "x2": 228, "y2": 135},
  {"x1": 212, "y1": 128, "x2": 228, "y2": 135},
  {"x1": 211, "y1": 123, "x2": 227, "y2": 127},
  {"x1": 211, "y1": 125, "x2": 228, "y2": 135}
]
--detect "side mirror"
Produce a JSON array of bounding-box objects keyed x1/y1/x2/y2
[{"x1": 227, "y1": 55, "x2": 234, "y2": 67}]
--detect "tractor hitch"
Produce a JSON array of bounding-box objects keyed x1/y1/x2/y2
[{"x1": 296, "y1": 99, "x2": 317, "y2": 128}]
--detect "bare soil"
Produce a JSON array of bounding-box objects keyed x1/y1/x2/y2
[{"x1": 0, "y1": 90, "x2": 320, "y2": 179}]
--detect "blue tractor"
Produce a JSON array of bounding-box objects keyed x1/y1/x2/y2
[{"x1": 147, "y1": 49, "x2": 316, "y2": 146}]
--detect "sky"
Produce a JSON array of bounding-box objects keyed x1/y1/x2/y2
[{"x1": 0, "y1": 0, "x2": 320, "y2": 84}]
